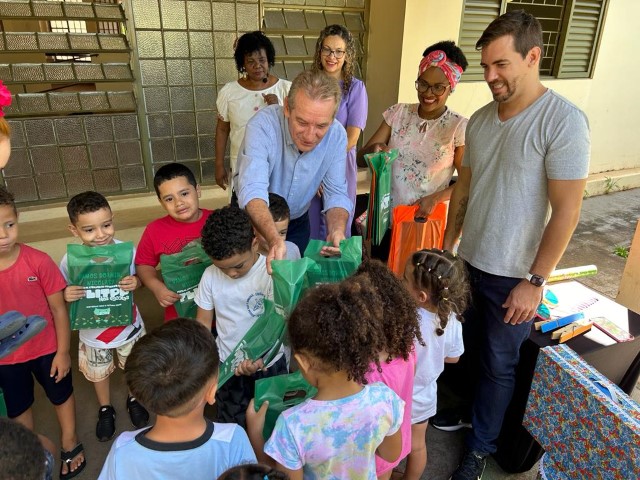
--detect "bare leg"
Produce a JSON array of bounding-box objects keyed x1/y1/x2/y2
[
  {"x1": 93, "y1": 377, "x2": 110, "y2": 406},
  {"x1": 12, "y1": 407, "x2": 34, "y2": 430},
  {"x1": 54, "y1": 394, "x2": 84, "y2": 476},
  {"x1": 403, "y1": 422, "x2": 428, "y2": 480},
  {"x1": 378, "y1": 470, "x2": 392, "y2": 480}
]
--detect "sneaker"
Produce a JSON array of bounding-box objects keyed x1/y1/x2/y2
[
  {"x1": 127, "y1": 395, "x2": 149, "y2": 428},
  {"x1": 96, "y1": 405, "x2": 116, "y2": 442},
  {"x1": 431, "y1": 408, "x2": 472, "y2": 432},
  {"x1": 450, "y1": 450, "x2": 487, "y2": 480}
]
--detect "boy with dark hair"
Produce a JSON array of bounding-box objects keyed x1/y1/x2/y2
[
  {"x1": 136, "y1": 162, "x2": 213, "y2": 321},
  {"x1": 195, "y1": 206, "x2": 287, "y2": 427},
  {"x1": 254, "y1": 193, "x2": 300, "y2": 260},
  {"x1": 98, "y1": 318, "x2": 256, "y2": 479},
  {"x1": 0, "y1": 418, "x2": 47, "y2": 480},
  {"x1": 0, "y1": 186, "x2": 85, "y2": 479},
  {"x1": 61, "y1": 191, "x2": 148, "y2": 442}
]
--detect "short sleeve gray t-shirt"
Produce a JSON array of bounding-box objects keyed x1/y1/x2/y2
[{"x1": 458, "y1": 89, "x2": 590, "y2": 278}]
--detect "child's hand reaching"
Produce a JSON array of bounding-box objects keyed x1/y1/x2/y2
[
  {"x1": 118, "y1": 275, "x2": 140, "y2": 292},
  {"x1": 246, "y1": 399, "x2": 272, "y2": 465},
  {"x1": 246, "y1": 398, "x2": 268, "y2": 439},
  {"x1": 235, "y1": 358, "x2": 265, "y2": 376},
  {"x1": 153, "y1": 285, "x2": 181, "y2": 308},
  {"x1": 63, "y1": 286, "x2": 85, "y2": 303},
  {"x1": 50, "y1": 351, "x2": 71, "y2": 383}
]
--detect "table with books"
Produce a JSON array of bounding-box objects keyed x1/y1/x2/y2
[{"x1": 493, "y1": 281, "x2": 640, "y2": 473}]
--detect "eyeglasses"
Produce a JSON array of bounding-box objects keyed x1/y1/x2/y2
[
  {"x1": 320, "y1": 46, "x2": 346, "y2": 59},
  {"x1": 415, "y1": 80, "x2": 449, "y2": 96}
]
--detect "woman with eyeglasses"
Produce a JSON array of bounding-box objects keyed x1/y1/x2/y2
[
  {"x1": 308, "y1": 24, "x2": 368, "y2": 240},
  {"x1": 215, "y1": 31, "x2": 291, "y2": 196},
  {"x1": 357, "y1": 41, "x2": 468, "y2": 261}
]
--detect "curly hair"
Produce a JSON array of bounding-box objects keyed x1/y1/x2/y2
[
  {"x1": 125, "y1": 318, "x2": 219, "y2": 418},
  {"x1": 409, "y1": 249, "x2": 469, "y2": 336},
  {"x1": 66, "y1": 191, "x2": 111, "y2": 224},
  {"x1": 312, "y1": 24, "x2": 356, "y2": 94},
  {"x1": 354, "y1": 259, "x2": 424, "y2": 361},
  {"x1": 288, "y1": 276, "x2": 385, "y2": 384},
  {"x1": 200, "y1": 206, "x2": 254, "y2": 260},
  {"x1": 218, "y1": 464, "x2": 289, "y2": 480},
  {"x1": 234, "y1": 31, "x2": 276, "y2": 73},
  {"x1": 0, "y1": 186, "x2": 16, "y2": 214},
  {"x1": 422, "y1": 40, "x2": 469, "y2": 72}
]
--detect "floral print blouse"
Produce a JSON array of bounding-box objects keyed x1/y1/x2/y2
[{"x1": 383, "y1": 103, "x2": 467, "y2": 207}]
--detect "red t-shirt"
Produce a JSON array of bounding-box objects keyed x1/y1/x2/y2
[
  {"x1": 135, "y1": 209, "x2": 212, "y2": 321},
  {"x1": 0, "y1": 244, "x2": 67, "y2": 365}
]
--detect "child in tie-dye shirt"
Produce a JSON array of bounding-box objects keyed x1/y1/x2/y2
[{"x1": 247, "y1": 276, "x2": 404, "y2": 479}]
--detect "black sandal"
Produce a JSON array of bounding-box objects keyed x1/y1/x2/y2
[{"x1": 60, "y1": 443, "x2": 86, "y2": 480}]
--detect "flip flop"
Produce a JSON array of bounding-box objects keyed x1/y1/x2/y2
[
  {"x1": 60, "y1": 443, "x2": 86, "y2": 480},
  {"x1": 0, "y1": 315, "x2": 47, "y2": 359},
  {"x1": 0, "y1": 311, "x2": 27, "y2": 339}
]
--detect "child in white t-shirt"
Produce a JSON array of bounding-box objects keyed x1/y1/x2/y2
[
  {"x1": 61, "y1": 191, "x2": 147, "y2": 443},
  {"x1": 402, "y1": 248, "x2": 467, "y2": 480},
  {"x1": 195, "y1": 206, "x2": 287, "y2": 428}
]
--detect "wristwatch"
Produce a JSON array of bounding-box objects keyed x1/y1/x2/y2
[{"x1": 525, "y1": 273, "x2": 546, "y2": 287}]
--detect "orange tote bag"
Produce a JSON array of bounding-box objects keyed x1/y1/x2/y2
[{"x1": 387, "y1": 202, "x2": 448, "y2": 277}]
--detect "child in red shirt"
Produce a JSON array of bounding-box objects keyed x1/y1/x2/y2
[
  {"x1": 135, "y1": 163, "x2": 213, "y2": 321},
  {"x1": 0, "y1": 187, "x2": 85, "y2": 479}
]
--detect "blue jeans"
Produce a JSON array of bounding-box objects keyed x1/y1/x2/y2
[{"x1": 463, "y1": 263, "x2": 533, "y2": 455}]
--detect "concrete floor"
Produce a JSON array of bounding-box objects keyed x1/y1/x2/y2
[{"x1": 18, "y1": 187, "x2": 640, "y2": 480}]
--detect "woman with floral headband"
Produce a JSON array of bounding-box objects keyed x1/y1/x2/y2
[{"x1": 358, "y1": 41, "x2": 468, "y2": 259}]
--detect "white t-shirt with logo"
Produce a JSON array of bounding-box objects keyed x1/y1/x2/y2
[{"x1": 195, "y1": 254, "x2": 277, "y2": 363}]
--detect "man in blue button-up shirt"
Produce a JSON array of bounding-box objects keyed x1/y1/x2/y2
[{"x1": 235, "y1": 70, "x2": 352, "y2": 271}]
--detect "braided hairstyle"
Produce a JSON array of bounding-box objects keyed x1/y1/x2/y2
[
  {"x1": 354, "y1": 259, "x2": 424, "y2": 361},
  {"x1": 409, "y1": 249, "x2": 469, "y2": 336},
  {"x1": 217, "y1": 463, "x2": 289, "y2": 480},
  {"x1": 312, "y1": 24, "x2": 356, "y2": 95},
  {"x1": 288, "y1": 275, "x2": 385, "y2": 384}
]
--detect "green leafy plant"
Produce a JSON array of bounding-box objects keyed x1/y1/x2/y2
[
  {"x1": 583, "y1": 189, "x2": 590, "y2": 199},
  {"x1": 603, "y1": 176, "x2": 620, "y2": 194},
  {"x1": 613, "y1": 245, "x2": 629, "y2": 259}
]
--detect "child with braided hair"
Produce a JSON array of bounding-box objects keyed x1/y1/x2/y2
[
  {"x1": 402, "y1": 248, "x2": 469, "y2": 480},
  {"x1": 247, "y1": 276, "x2": 404, "y2": 479}
]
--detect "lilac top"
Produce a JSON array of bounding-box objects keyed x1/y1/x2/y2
[
  {"x1": 336, "y1": 78, "x2": 368, "y2": 137},
  {"x1": 337, "y1": 78, "x2": 368, "y2": 203},
  {"x1": 366, "y1": 351, "x2": 416, "y2": 475},
  {"x1": 309, "y1": 78, "x2": 368, "y2": 240}
]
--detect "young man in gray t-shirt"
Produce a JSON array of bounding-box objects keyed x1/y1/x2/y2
[{"x1": 440, "y1": 11, "x2": 590, "y2": 480}]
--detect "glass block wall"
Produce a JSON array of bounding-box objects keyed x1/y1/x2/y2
[
  {"x1": 4, "y1": 114, "x2": 143, "y2": 201},
  {"x1": 262, "y1": 0, "x2": 367, "y2": 80},
  {"x1": 0, "y1": 0, "x2": 146, "y2": 204},
  {"x1": 131, "y1": 0, "x2": 260, "y2": 184},
  {"x1": 1, "y1": 0, "x2": 368, "y2": 205}
]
